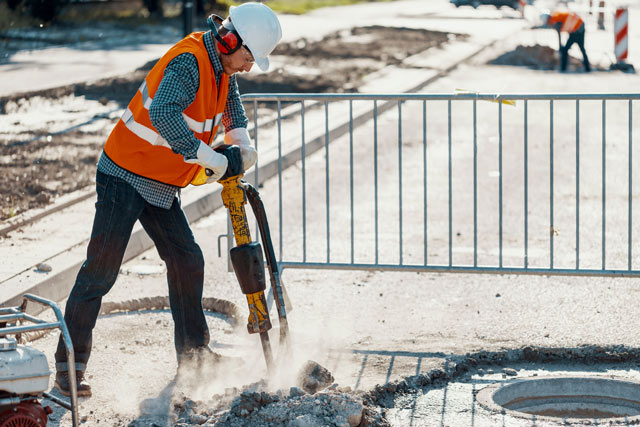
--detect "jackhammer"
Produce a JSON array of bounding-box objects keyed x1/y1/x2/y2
[{"x1": 208, "y1": 145, "x2": 290, "y2": 372}]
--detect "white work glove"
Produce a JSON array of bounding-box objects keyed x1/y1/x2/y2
[
  {"x1": 224, "y1": 127, "x2": 257, "y2": 172},
  {"x1": 185, "y1": 141, "x2": 228, "y2": 182}
]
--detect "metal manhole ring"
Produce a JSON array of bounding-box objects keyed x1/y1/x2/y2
[{"x1": 476, "y1": 375, "x2": 640, "y2": 424}]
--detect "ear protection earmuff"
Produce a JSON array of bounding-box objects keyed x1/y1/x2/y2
[{"x1": 207, "y1": 14, "x2": 244, "y2": 55}]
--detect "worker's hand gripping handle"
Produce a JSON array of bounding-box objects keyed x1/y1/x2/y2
[{"x1": 205, "y1": 145, "x2": 244, "y2": 181}]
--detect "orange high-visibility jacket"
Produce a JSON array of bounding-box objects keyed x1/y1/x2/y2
[
  {"x1": 550, "y1": 10, "x2": 584, "y2": 33},
  {"x1": 104, "y1": 32, "x2": 229, "y2": 187}
]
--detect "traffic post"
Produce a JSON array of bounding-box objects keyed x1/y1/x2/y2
[
  {"x1": 183, "y1": 1, "x2": 195, "y2": 37},
  {"x1": 611, "y1": 6, "x2": 635, "y2": 72}
]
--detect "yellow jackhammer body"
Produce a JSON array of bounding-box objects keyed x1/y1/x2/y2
[{"x1": 210, "y1": 145, "x2": 289, "y2": 372}]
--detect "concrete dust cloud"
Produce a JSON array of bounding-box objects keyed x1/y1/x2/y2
[
  {"x1": 77, "y1": 282, "x2": 369, "y2": 425},
  {"x1": 159, "y1": 296, "x2": 380, "y2": 426},
  {"x1": 168, "y1": 348, "x2": 369, "y2": 426}
]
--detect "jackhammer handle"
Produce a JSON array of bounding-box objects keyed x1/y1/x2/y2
[{"x1": 205, "y1": 144, "x2": 244, "y2": 180}]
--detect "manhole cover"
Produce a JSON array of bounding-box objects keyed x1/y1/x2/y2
[{"x1": 477, "y1": 376, "x2": 640, "y2": 423}]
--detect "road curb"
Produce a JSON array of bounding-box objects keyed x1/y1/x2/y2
[{"x1": 0, "y1": 188, "x2": 95, "y2": 237}]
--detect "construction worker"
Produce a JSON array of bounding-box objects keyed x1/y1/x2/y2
[
  {"x1": 53, "y1": 2, "x2": 282, "y2": 397},
  {"x1": 541, "y1": 9, "x2": 591, "y2": 72}
]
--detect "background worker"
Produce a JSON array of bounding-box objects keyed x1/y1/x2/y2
[
  {"x1": 541, "y1": 9, "x2": 591, "y2": 72},
  {"x1": 53, "y1": 2, "x2": 282, "y2": 397}
]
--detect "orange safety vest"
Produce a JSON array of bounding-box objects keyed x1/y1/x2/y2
[
  {"x1": 550, "y1": 10, "x2": 584, "y2": 33},
  {"x1": 104, "y1": 32, "x2": 229, "y2": 187}
]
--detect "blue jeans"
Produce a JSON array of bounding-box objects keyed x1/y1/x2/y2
[
  {"x1": 55, "y1": 171, "x2": 209, "y2": 372},
  {"x1": 561, "y1": 26, "x2": 590, "y2": 72}
]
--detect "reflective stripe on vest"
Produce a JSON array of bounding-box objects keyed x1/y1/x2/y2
[
  {"x1": 562, "y1": 13, "x2": 582, "y2": 33},
  {"x1": 121, "y1": 107, "x2": 170, "y2": 148},
  {"x1": 122, "y1": 80, "x2": 224, "y2": 145},
  {"x1": 552, "y1": 11, "x2": 583, "y2": 33}
]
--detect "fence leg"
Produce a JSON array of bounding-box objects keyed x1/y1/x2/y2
[{"x1": 598, "y1": 1, "x2": 605, "y2": 30}]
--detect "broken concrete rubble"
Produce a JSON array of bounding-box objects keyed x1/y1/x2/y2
[
  {"x1": 296, "y1": 360, "x2": 335, "y2": 394},
  {"x1": 173, "y1": 379, "x2": 367, "y2": 427}
]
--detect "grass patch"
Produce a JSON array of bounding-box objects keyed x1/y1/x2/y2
[
  {"x1": 57, "y1": 0, "x2": 179, "y2": 25},
  {"x1": 231, "y1": 0, "x2": 395, "y2": 15},
  {"x1": 3, "y1": 196, "x2": 17, "y2": 219}
]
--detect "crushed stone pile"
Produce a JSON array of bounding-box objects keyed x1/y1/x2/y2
[
  {"x1": 489, "y1": 44, "x2": 585, "y2": 70},
  {"x1": 171, "y1": 361, "x2": 390, "y2": 427}
]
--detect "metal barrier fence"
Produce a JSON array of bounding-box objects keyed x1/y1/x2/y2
[{"x1": 240, "y1": 93, "x2": 640, "y2": 277}]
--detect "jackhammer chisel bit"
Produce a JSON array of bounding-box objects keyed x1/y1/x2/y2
[{"x1": 242, "y1": 182, "x2": 290, "y2": 350}]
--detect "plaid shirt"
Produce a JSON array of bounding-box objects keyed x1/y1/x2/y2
[{"x1": 97, "y1": 31, "x2": 248, "y2": 209}]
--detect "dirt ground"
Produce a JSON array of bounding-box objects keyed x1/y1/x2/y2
[
  {"x1": 0, "y1": 25, "x2": 454, "y2": 222},
  {"x1": 489, "y1": 43, "x2": 596, "y2": 70}
]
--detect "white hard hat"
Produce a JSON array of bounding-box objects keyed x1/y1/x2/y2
[{"x1": 229, "y1": 2, "x2": 282, "y2": 71}]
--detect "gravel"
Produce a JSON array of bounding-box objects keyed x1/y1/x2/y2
[{"x1": 171, "y1": 370, "x2": 367, "y2": 427}]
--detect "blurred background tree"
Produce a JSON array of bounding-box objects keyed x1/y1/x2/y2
[
  {"x1": 196, "y1": 0, "x2": 225, "y2": 16},
  {"x1": 2, "y1": 0, "x2": 228, "y2": 24},
  {"x1": 6, "y1": 0, "x2": 69, "y2": 22},
  {"x1": 142, "y1": 0, "x2": 225, "y2": 17},
  {"x1": 143, "y1": 0, "x2": 163, "y2": 16}
]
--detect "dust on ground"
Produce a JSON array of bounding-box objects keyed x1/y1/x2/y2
[
  {"x1": 33, "y1": 296, "x2": 385, "y2": 426},
  {"x1": 35, "y1": 302, "x2": 640, "y2": 427},
  {"x1": 0, "y1": 25, "x2": 455, "y2": 222}
]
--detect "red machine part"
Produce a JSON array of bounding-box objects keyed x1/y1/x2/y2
[{"x1": 0, "y1": 401, "x2": 51, "y2": 427}]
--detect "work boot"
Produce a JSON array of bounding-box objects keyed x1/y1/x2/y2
[
  {"x1": 177, "y1": 346, "x2": 221, "y2": 371},
  {"x1": 176, "y1": 346, "x2": 244, "y2": 380},
  {"x1": 54, "y1": 370, "x2": 92, "y2": 397}
]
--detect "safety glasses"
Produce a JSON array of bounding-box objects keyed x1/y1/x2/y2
[{"x1": 241, "y1": 46, "x2": 255, "y2": 64}]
